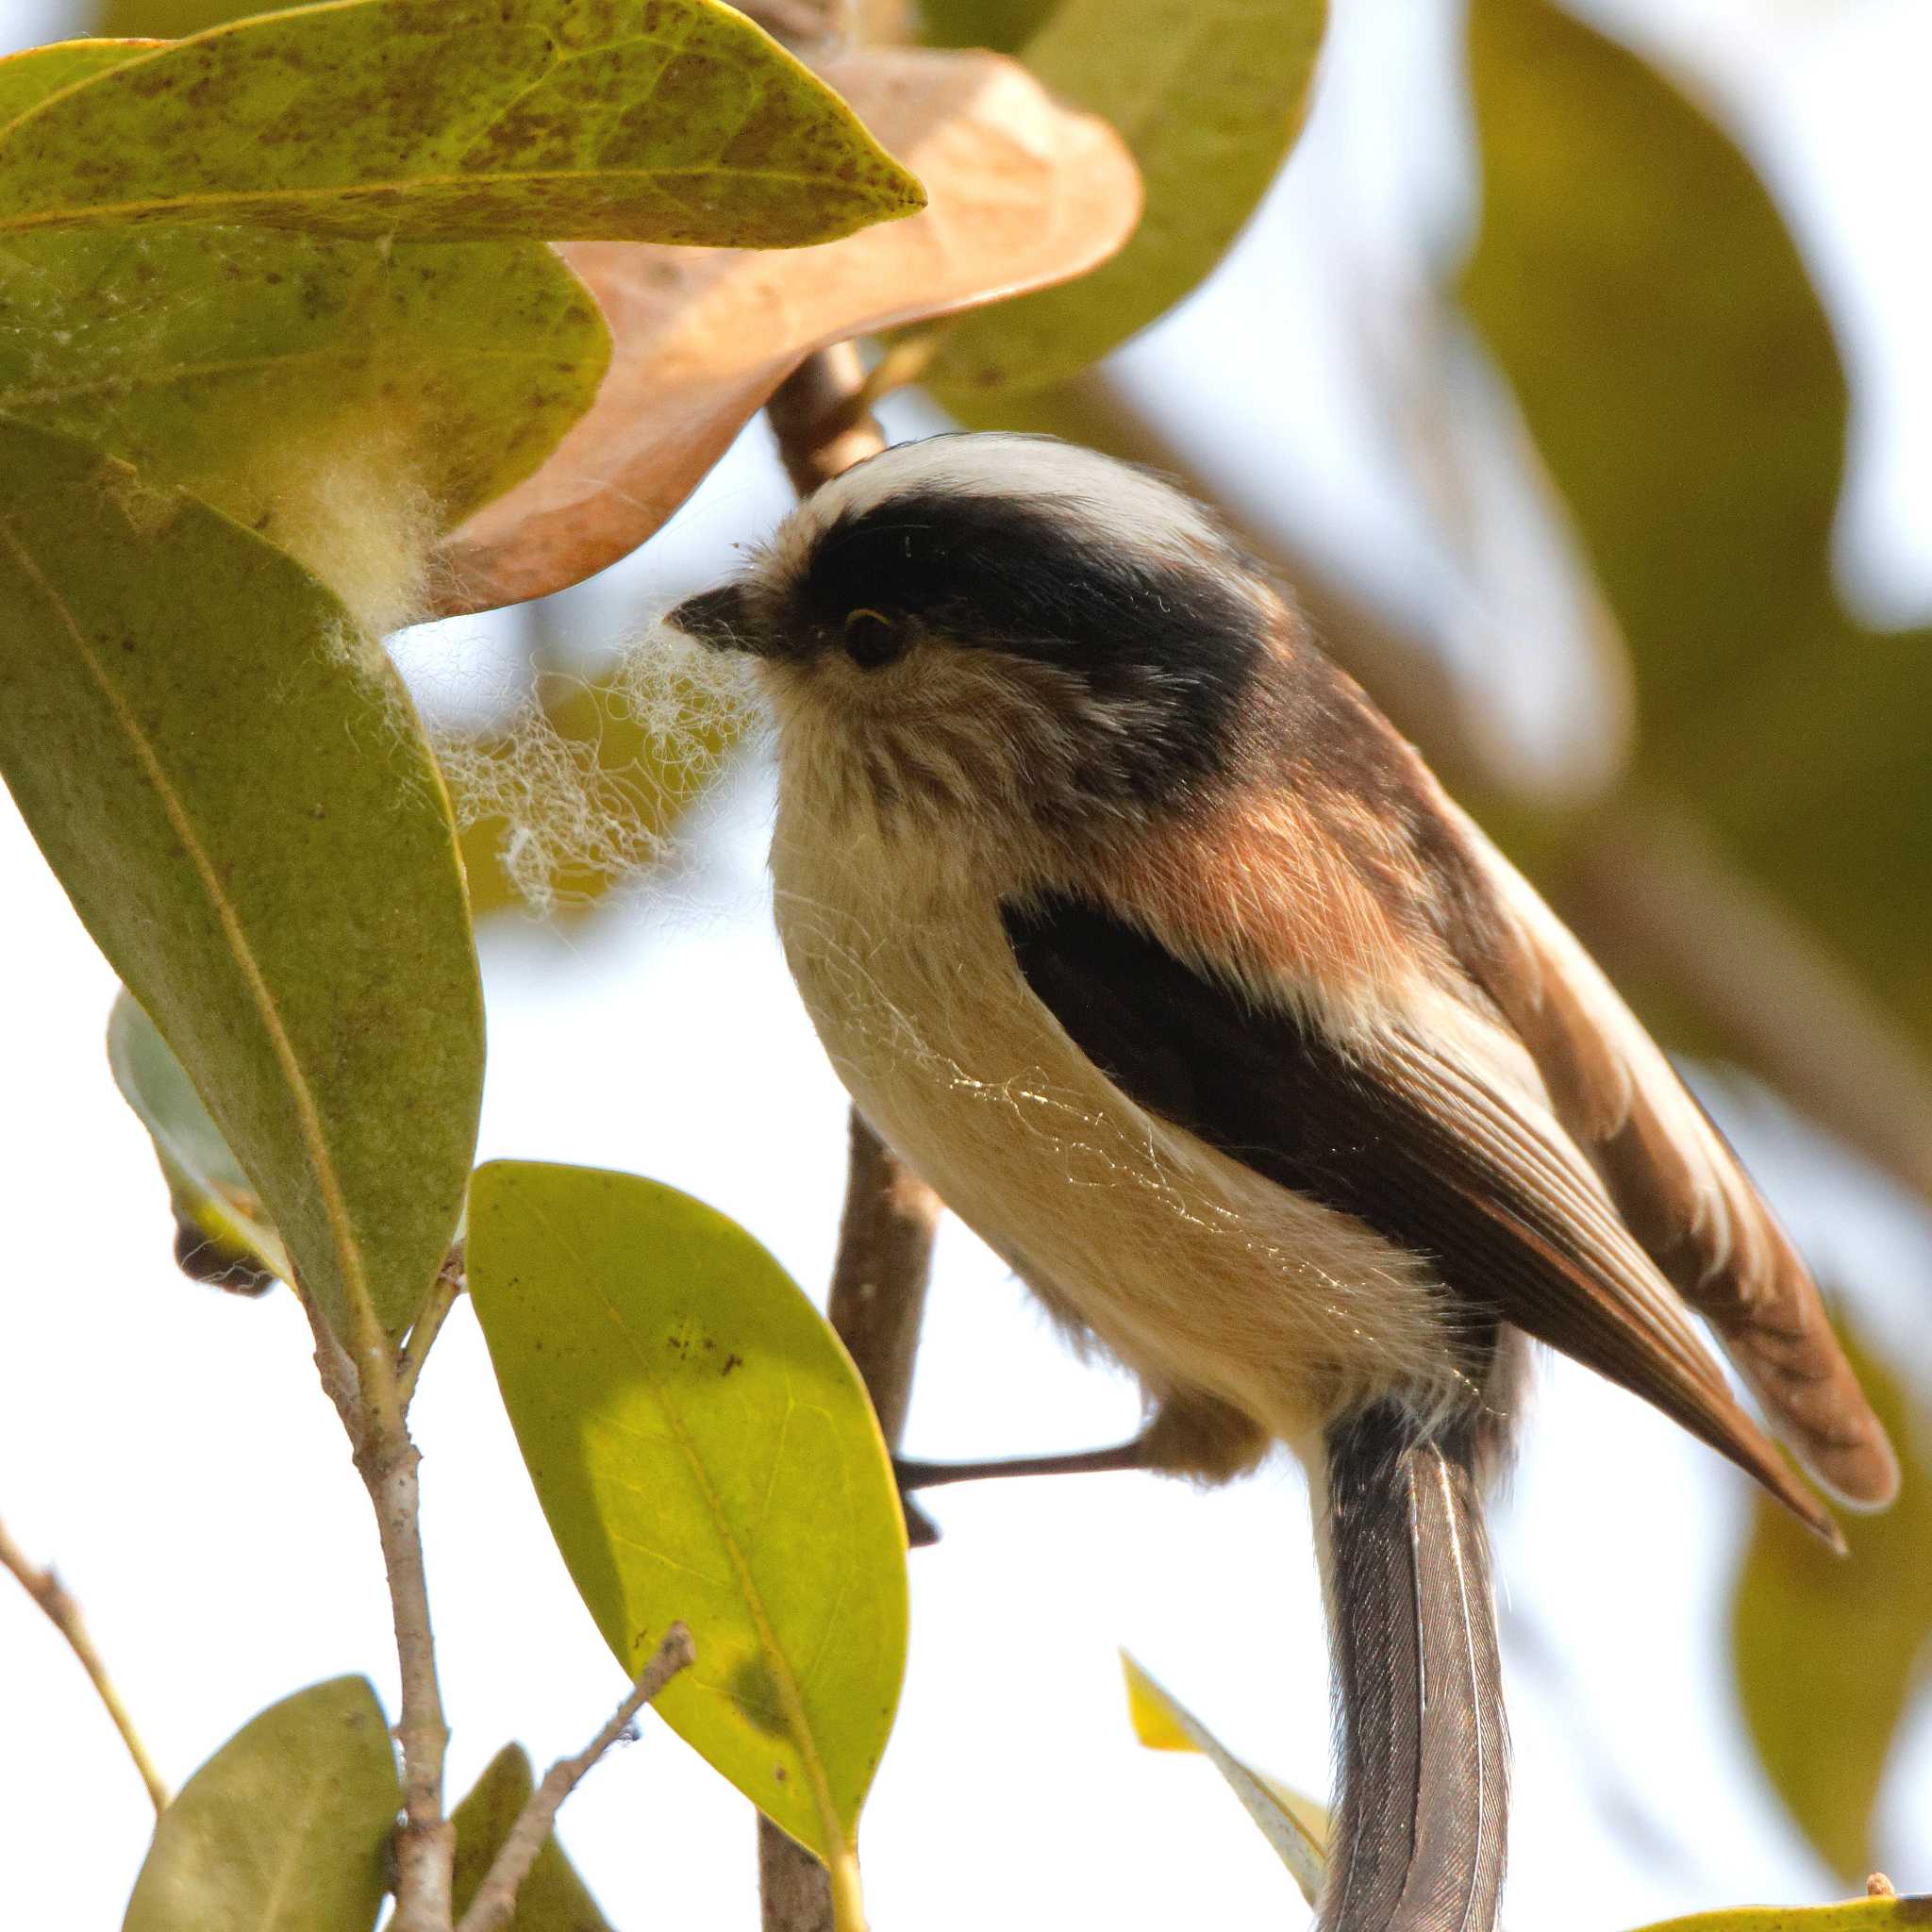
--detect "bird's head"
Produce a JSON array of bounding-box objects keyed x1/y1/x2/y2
[{"x1": 665, "y1": 434, "x2": 1282, "y2": 835}]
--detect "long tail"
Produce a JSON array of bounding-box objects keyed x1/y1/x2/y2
[{"x1": 1318, "y1": 1401, "x2": 1508, "y2": 1932}]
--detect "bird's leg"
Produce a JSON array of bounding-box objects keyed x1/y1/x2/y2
[
  {"x1": 890, "y1": 1438, "x2": 1153, "y2": 1547},
  {"x1": 892, "y1": 1436, "x2": 1152, "y2": 1492}
]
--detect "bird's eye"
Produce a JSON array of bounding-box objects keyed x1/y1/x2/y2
[{"x1": 842, "y1": 608, "x2": 906, "y2": 670}]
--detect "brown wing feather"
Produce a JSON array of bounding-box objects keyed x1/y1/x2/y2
[
  {"x1": 1437, "y1": 803, "x2": 1899, "y2": 1510},
  {"x1": 1002, "y1": 891, "x2": 1847, "y2": 1545}
]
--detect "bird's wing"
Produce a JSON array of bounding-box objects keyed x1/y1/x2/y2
[
  {"x1": 1439, "y1": 803, "x2": 1897, "y2": 1510},
  {"x1": 1000, "y1": 887, "x2": 1848, "y2": 1542}
]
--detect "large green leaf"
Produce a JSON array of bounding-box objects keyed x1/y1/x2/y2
[
  {"x1": 1121, "y1": 1653, "x2": 1327, "y2": 1906},
  {"x1": 0, "y1": 420, "x2": 482, "y2": 1340},
  {"x1": 123, "y1": 1676, "x2": 399, "y2": 1932},
  {"x1": 0, "y1": 45, "x2": 609, "y2": 549},
  {"x1": 1464, "y1": 0, "x2": 1932, "y2": 1077},
  {"x1": 924, "y1": 0, "x2": 1326, "y2": 403},
  {"x1": 451, "y1": 1744, "x2": 613, "y2": 1930},
  {"x1": 108, "y1": 988, "x2": 292, "y2": 1293},
  {"x1": 0, "y1": 0, "x2": 924, "y2": 245},
  {"x1": 1731, "y1": 1334, "x2": 1932, "y2": 1882},
  {"x1": 467, "y1": 1160, "x2": 907, "y2": 1909}
]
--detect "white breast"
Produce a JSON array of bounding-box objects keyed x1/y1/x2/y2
[{"x1": 766, "y1": 771, "x2": 1457, "y2": 1449}]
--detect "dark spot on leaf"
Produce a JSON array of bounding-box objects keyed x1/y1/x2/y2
[
  {"x1": 727, "y1": 1657, "x2": 787, "y2": 1738},
  {"x1": 722, "y1": 1352, "x2": 742, "y2": 1376}
]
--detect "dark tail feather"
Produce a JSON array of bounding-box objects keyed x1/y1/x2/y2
[{"x1": 1319, "y1": 1402, "x2": 1508, "y2": 1932}]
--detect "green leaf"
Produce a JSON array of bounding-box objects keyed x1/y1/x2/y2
[
  {"x1": 924, "y1": 0, "x2": 1326, "y2": 403},
  {"x1": 451, "y1": 1744, "x2": 613, "y2": 1930},
  {"x1": 0, "y1": 47, "x2": 611, "y2": 550},
  {"x1": 1463, "y1": 0, "x2": 1932, "y2": 1079},
  {"x1": 467, "y1": 1159, "x2": 908, "y2": 1894},
  {"x1": 124, "y1": 1675, "x2": 399, "y2": 1932},
  {"x1": 1121, "y1": 1652, "x2": 1327, "y2": 1904},
  {"x1": 0, "y1": 420, "x2": 482, "y2": 1340},
  {"x1": 0, "y1": 0, "x2": 925, "y2": 245},
  {"x1": 0, "y1": 42, "x2": 149, "y2": 127},
  {"x1": 1731, "y1": 1332, "x2": 1932, "y2": 1882},
  {"x1": 108, "y1": 988, "x2": 293, "y2": 1293},
  {"x1": 1625, "y1": 1899, "x2": 1932, "y2": 1932}
]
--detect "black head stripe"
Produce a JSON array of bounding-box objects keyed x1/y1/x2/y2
[{"x1": 798, "y1": 488, "x2": 1264, "y2": 787}]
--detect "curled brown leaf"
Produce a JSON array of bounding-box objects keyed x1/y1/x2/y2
[{"x1": 435, "y1": 47, "x2": 1141, "y2": 614}]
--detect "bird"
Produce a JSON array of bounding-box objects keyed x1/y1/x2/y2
[{"x1": 665, "y1": 431, "x2": 1896, "y2": 1932}]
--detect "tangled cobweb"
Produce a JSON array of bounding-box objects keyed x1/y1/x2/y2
[{"x1": 430, "y1": 615, "x2": 767, "y2": 918}]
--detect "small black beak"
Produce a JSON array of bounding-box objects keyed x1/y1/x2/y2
[{"x1": 666, "y1": 582, "x2": 761, "y2": 654}]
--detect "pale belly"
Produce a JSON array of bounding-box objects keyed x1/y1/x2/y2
[{"x1": 769, "y1": 831, "x2": 1451, "y2": 1446}]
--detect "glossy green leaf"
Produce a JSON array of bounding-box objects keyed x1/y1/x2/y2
[
  {"x1": 0, "y1": 0, "x2": 925, "y2": 245},
  {"x1": 468, "y1": 1159, "x2": 908, "y2": 1892},
  {"x1": 1627, "y1": 1899, "x2": 1932, "y2": 1932},
  {"x1": 916, "y1": 0, "x2": 1058, "y2": 53},
  {"x1": 924, "y1": 0, "x2": 1325, "y2": 403},
  {"x1": 0, "y1": 421, "x2": 482, "y2": 1340},
  {"x1": 1731, "y1": 1333, "x2": 1932, "y2": 1881},
  {"x1": 1122, "y1": 1652, "x2": 1327, "y2": 1904},
  {"x1": 1464, "y1": 0, "x2": 1932, "y2": 1078},
  {"x1": 108, "y1": 988, "x2": 292, "y2": 1293},
  {"x1": 451, "y1": 1744, "x2": 613, "y2": 1930},
  {"x1": 123, "y1": 1675, "x2": 399, "y2": 1932}
]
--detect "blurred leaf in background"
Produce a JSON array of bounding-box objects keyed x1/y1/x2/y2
[
  {"x1": 123, "y1": 1676, "x2": 398, "y2": 1932},
  {"x1": 93, "y1": 0, "x2": 302, "y2": 28},
  {"x1": 108, "y1": 990, "x2": 291, "y2": 1295},
  {"x1": 915, "y1": 0, "x2": 1055, "y2": 55},
  {"x1": 1464, "y1": 0, "x2": 1932, "y2": 1151},
  {"x1": 923, "y1": 0, "x2": 1327, "y2": 404},
  {"x1": 1732, "y1": 1332, "x2": 1932, "y2": 1884},
  {"x1": 1122, "y1": 1652, "x2": 1328, "y2": 1905},
  {"x1": 451, "y1": 1743, "x2": 614, "y2": 1930}
]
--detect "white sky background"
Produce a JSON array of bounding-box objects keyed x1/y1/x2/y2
[{"x1": 3, "y1": 0, "x2": 1930, "y2": 1925}]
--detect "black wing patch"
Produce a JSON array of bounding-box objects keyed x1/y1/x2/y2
[{"x1": 1000, "y1": 890, "x2": 1837, "y2": 1538}]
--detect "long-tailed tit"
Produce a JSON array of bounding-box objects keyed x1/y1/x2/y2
[{"x1": 668, "y1": 433, "x2": 1896, "y2": 1932}]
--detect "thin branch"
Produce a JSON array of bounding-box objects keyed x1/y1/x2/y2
[
  {"x1": 757, "y1": 349, "x2": 946, "y2": 1932},
  {"x1": 396, "y1": 1247, "x2": 465, "y2": 1413},
  {"x1": 824, "y1": 1111, "x2": 941, "y2": 1444},
  {"x1": 453, "y1": 1624, "x2": 696, "y2": 1932},
  {"x1": 297, "y1": 1282, "x2": 456, "y2": 1931},
  {"x1": 0, "y1": 1515, "x2": 169, "y2": 1816}
]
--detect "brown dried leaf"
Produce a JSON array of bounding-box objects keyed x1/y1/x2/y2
[{"x1": 436, "y1": 46, "x2": 1140, "y2": 614}]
